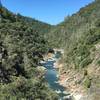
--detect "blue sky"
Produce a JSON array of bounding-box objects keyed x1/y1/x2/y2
[{"x1": 2, "y1": 0, "x2": 94, "y2": 25}]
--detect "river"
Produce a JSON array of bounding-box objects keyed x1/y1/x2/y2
[{"x1": 41, "y1": 51, "x2": 72, "y2": 100}]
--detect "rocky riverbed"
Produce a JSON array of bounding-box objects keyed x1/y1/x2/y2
[
  {"x1": 52, "y1": 49, "x2": 88, "y2": 100},
  {"x1": 41, "y1": 49, "x2": 98, "y2": 100},
  {"x1": 41, "y1": 50, "x2": 74, "y2": 100}
]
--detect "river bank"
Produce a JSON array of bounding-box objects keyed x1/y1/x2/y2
[
  {"x1": 41, "y1": 50, "x2": 74, "y2": 100},
  {"x1": 53, "y1": 47, "x2": 100, "y2": 100},
  {"x1": 41, "y1": 49, "x2": 91, "y2": 100},
  {"x1": 53, "y1": 49, "x2": 88, "y2": 100}
]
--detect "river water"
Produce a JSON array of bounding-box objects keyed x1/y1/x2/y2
[{"x1": 41, "y1": 52, "x2": 72, "y2": 100}]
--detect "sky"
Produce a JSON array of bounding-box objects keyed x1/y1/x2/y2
[{"x1": 1, "y1": 0, "x2": 94, "y2": 25}]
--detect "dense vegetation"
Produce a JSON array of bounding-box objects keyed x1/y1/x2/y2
[
  {"x1": 47, "y1": 0, "x2": 100, "y2": 99},
  {"x1": 48, "y1": 0, "x2": 100, "y2": 70},
  {"x1": 0, "y1": 6, "x2": 58, "y2": 99},
  {"x1": 0, "y1": 0, "x2": 100, "y2": 99}
]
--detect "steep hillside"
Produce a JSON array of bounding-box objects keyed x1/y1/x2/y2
[
  {"x1": 47, "y1": 0, "x2": 100, "y2": 99},
  {"x1": 1, "y1": 0, "x2": 100, "y2": 99},
  {"x1": 0, "y1": 6, "x2": 58, "y2": 99}
]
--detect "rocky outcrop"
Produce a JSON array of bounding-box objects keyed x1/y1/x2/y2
[
  {"x1": 56, "y1": 64, "x2": 86, "y2": 100},
  {"x1": 55, "y1": 56, "x2": 100, "y2": 100}
]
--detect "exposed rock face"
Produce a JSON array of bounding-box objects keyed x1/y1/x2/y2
[
  {"x1": 55, "y1": 57, "x2": 100, "y2": 100},
  {"x1": 53, "y1": 42, "x2": 100, "y2": 100}
]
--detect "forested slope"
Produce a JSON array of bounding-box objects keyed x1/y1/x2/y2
[
  {"x1": 0, "y1": 6, "x2": 58, "y2": 99},
  {"x1": 0, "y1": 0, "x2": 100, "y2": 99},
  {"x1": 47, "y1": 0, "x2": 100, "y2": 99}
]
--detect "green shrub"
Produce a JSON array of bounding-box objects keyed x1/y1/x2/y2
[
  {"x1": 84, "y1": 77, "x2": 91, "y2": 88},
  {"x1": 80, "y1": 57, "x2": 93, "y2": 68},
  {"x1": 97, "y1": 59, "x2": 100, "y2": 65},
  {"x1": 85, "y1": 28, "x2": 100, "y2": 45}
]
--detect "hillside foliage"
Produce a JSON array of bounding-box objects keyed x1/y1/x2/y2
[
  {"x1": 0, "y1": 0, "x2": 100, "y2": 99},
  {"x1": 47, "y1": 0, "x2": 100, "y2": 99},
  {"x1": 0, "y1": 6, "x2": 58, "y2": 100}
]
